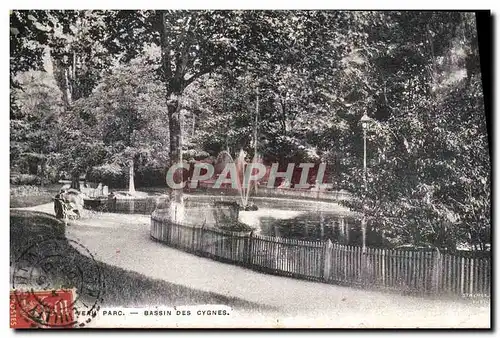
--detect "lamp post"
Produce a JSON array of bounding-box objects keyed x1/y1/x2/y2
[{"x1": 360, "y1": 113, "x2": 372, "y2": 253}]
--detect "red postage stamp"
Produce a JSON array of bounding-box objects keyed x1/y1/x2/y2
[{"x1": 10, "y1": 289, "x2": 75, "y2": 328}]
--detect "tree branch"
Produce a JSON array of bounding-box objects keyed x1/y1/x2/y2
[
  {"x1": 183, "y1": 61, "x2": 224, "y2": 87},
  {"x1": 173, "y1": 15, "x2": 192, "y2": 83}
]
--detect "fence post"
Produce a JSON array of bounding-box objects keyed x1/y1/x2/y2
[
  {"x1": 198, "y1": 222, "x2": 207, "y2": 254},
  {"x1": 431, "y1": 249, "x2": 442, "y2": 294},
  {"x1": 191, "y1": 224, "x2": 196, "y2": 252},
  {"x1": 165, "y1": 220, "x2": 170, "y2": 244},
  {"x1": 361, "y1": 247, "x2": 368, "y2": 285},
  {"x1": 469, "y1": 257, "x2": 474, "y2": 295},
  {"x1": 460, "y1": 256, "x2": 465, "y2": 296},
  {"x1": 381, "y1": 249, "x2": 386, "y2": 287},
  {"x1": 323, "y1": 239, "x2": 333, "y2": 282},
  {"x1": 245, "y1": 231, "x2": 254, "y2": 266}
]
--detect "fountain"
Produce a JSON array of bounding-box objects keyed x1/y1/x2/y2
[
  {"x1": 207, "y1": 149, "x2": 260, "y2": 231},
  {"x1": 235, "y1": 149, "x2": 258, "y2": 211}
]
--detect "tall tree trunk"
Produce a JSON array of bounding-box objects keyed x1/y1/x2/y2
[
  {"x1": 128, "y1": 158, "x2": 135, "y2": 194},
  {"x1": 160, "y1": 11, "x2": 183, "y2": 170},
  {"x1": 53, "y1": 60, "x2": 73, "y2": 109},
  {"x1": 167, "y1": 92, "x2": 182, "y2": 165},
  {"x1": 167, "y1": 92, "x2": 183, "y2": 202},
  {"x1": 54, "y1": 57, "x2": 80, "y2": 191}
]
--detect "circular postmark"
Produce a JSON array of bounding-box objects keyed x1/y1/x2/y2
[{"x1": 11, "y1": 237, "x2": 105, "y2": 328}]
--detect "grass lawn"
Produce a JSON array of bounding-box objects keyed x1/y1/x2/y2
[
  {"x1": 10, "y1": 185, "x2": 62, "y2": 208},
  {"x1": 10, "y1": 209, "x2": 270, "y2": 310}
]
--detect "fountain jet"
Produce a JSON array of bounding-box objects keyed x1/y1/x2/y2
[{"x1": 235, "y1": 149, "x2": 260, "y2": 210}]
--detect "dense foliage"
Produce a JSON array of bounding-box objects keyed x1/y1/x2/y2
[{"x1": 10, "y1": 10, "x2": 490, "y2": 251}]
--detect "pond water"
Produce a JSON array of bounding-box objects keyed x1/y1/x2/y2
[
  {"x1": 259, "y1": 212, "x2": 358, "y2": 241},
  {"x1": 153, "y1": 194, "x2": 387, "y2": 247}
]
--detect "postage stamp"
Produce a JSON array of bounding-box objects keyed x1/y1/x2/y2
[
  {"x1": 10, "y1": 289, "x2": 75, "y2": 328},
  {"x1": 11, "y1": 238, "x2": 105, "y2": 328}
]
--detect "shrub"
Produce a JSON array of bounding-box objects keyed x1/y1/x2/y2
[
  {"x1": 10, "y1": 174, "x2": 41, "y2": 186},
  {"x1": 87, "y1": 164, "x2": 126, "y2": 188},
  {"x1": 43, "y1": 165, "x2": 63, "y2": 184},
  {"x1": 10, "y1": 185, "x2": 56, "y2": 208},
  {"x1": 134, "y1": 166, "x2": 166, "y2": 187},
  {"x1": 216, "y1": 221, "x2": 254, "y2": 232},
  {"x1": 10, "y1": 185, "x2": 44, "y2": 197}
]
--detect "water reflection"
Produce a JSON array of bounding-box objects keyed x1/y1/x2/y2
[
  {"x1": 258, "y1": 212, "x2": 386, "y2": 247},
  {"x1": 180, "y1": 196, "x2": 388, "y2": 247}
]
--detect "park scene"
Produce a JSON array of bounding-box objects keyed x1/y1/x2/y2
[{"x1": 10, "y1": 10, "x2": 490, "y2": 328}]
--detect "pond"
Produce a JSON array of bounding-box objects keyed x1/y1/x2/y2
[
  {"x1": 153, "y1": 194, "x2": 388, "y2": 247},
  {"x1": 257, "y1": 212, "x2": 386, "y2": 247}
]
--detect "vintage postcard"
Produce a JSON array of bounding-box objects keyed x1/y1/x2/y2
[{"x1": 9, "y1": 9, "x2": 491, "y2": 329}]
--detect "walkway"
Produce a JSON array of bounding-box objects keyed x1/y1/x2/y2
[{"x1": 16, "y1": 204, "x2": 490, "y2": 328}]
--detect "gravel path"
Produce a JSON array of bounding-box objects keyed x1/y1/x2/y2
[{"x1": 15, "y1": 203, "x2": 490, "y2": 328}]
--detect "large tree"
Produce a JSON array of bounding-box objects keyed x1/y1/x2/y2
[
  {"x1": 10, "y1": 71, "x2": 64, "y2": 184},
  {"x1": 75, "y1": 58, "x2": 169, "y2": 193},
  {"x1": 103, "y1": 10, "x2": 321, "y2": 165},
  {"x1": 11, "y1": 10, "x2": 115, "y2": 189}
]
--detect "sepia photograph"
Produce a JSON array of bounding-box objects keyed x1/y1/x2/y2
[{"x1": 8, "y1": 9, "x2": 491, "y2": 329}]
